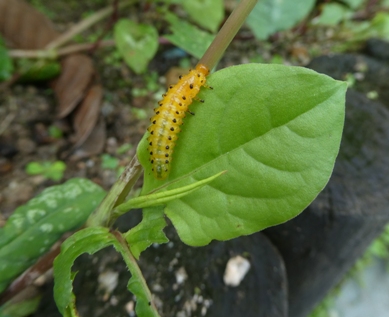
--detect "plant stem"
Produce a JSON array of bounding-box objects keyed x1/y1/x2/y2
[
  {"x1": 198, "y1": 0, "x2": 257, "y2": 70},
  {"x1": 86, "y1": 155, "x2": 143, "y2": 228},
  {"x1": 8, "y1": 40, "x2": 116, "y2": 59},
  {"x1": 45, "y1": 0, "x2": 134, "y2": 50},
  {"x1": 113, "y1": 231, "x2": 160, "y2": 316}
]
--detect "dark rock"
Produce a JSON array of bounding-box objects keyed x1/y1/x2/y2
[
  {"x1": 264, "y1": 58, "x2": 389, "y2": 317},
  {"x1": 307, "y1": 53, "x2": 389, "y2": 109},
  {"x1": 365, "y1": 38, "x2": 389, "y2": 61}
]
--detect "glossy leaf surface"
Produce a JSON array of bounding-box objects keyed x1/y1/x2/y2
[{"x1": 138, "y1": 63, "x2": 347, "y2": 246}]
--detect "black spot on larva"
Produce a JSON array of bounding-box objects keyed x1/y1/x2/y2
[
  {"x1": 149, "y1": 141, "x2": 152, "y2": 145},
  {"x1": 165, "y1": 160, "x2": 169, "y2": 164},
  {"x1": 182, "y1": 96, "x2": 186, "y2": 100},
  {"x1": 179, "y1": 75, "x2": 182, "y2": 79},
  {"x1": 179, "y1": 103, "x2": 182, "y2": 106},
  {"x1": 200, "y1": 80, "x2": 204, "y2": 83},
  {"x1": 189, "y1": 84, "x2": 193, "y2": 89},
  {"x1": 165, "y1": 154, "x2": 169, "y2": 157},
  {"x1": 151, "y1": 160, "x2": 154, "y2": 164},
  {"x1": 166, "y1": 145, "x2": 170, "y2": 149},
  {"x1": 175, "y1": 111, "x2": 179, "y2": 114},
  {"x1": 152, "y1": 120, "x2": 156, "y2": 124},
  {"x1": 156, "y1": 111, "x2": 160, "y2": 114},
  {"x1": 162, "y1": 93, "x2": 167, "y2": 97},
  {"x1": 168, "y1": 136, "x2": 172, "y2": 140},
  {"x1": 172, "y1": 119, "x2": 177, "y2": 123},
  {"x1": 151, "y1": 131, "x2": 154, "y2": 135},
  {"x1": 170, "y1": 127, "x2": 174, "y2": 131},
  {"x1": 169, "y1": 85, "x2": 173, "y2": 89},
  {"x1": 197, "y1": 74, "x2": 200, "y2": 77},
  {"x1": 150, "y1": 151, "x2": 153, "y2": 155}
]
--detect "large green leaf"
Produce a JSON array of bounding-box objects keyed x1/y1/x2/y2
[
  {"x1": 247, "y1": 0, "x2": 315, "y2": 40},
  {"x1": 138, "y1": 63, "x2": 346, "y2": 246},
  {"x1": 0, "y1": 178, "x2": 106, "y2": 292},
  {"x1": 114, "y1": 19, "x2": 159, "y2": 74}
]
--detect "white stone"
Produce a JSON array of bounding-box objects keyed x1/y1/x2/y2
[{"x1": 223, "y1": 255, "x2": 251, "y2": 287}]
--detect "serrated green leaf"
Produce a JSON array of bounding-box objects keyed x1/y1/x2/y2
[
  {"x1": 54, "y1": 227, "x2": 159, "y2": 317},
  {"x1": 164, "y1": 13, "x2": 215, "y2": 59},
  {"x1": 54, "y1": 227, "x2": 115, "y2": 315},
  {"x1": 124, "y1": 207, "x2": 168, "y2": 259},
  {"x1": 0, "y1": 178, "x2": 106, "y2": 292},
  {"x1": 180, "y1": 0, "x2": 224, "y2": 32},
  {"x1": 138, "y1": 63, "x2": 346, "y2": 246},
  {"x1": 114, "y1": 19, "x2": 159, "y2": 74},
  {"x1": 247, "y1": 0, "x2": 315, "y2": 40}
]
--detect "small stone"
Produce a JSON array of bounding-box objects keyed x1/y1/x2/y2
[
  {"x1": 223, "y1": 255, "x2": 251, "y2": 287},
  {"x1": 98, "y1": 270, "x2": 119, "y2": 295}
]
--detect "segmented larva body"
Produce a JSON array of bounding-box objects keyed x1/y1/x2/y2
[{"x1": 147, "y1": 64, "x2": 210, "y2": 180}]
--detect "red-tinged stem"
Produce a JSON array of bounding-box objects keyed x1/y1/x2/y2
[{"x1": 198, "y1": 0, "x2": 257, "y2": 70}]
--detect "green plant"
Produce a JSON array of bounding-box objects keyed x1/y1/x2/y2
[
  {"x1": 0, "y1": 1, "x2": 347, "y2": 316},
  {"x1": 101, "y1": 154, "x2": 120, "y2": 170},
  {"x1": 0, "y1": 37, "x2": 13, "y2": 82},
  {"x1": 48, "y1": 125, "x2": 63, "y2": 139},
  {"x1": 25, "y1": 161, "x2": 67, "y2": 181}
]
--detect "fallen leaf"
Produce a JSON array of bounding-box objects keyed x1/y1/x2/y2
[
  {"x1": 70, "y1": 117, "x2": 106, "y2": 160},
  {"x1": 0, "y1": 0, "x2": 59, "y2": 49},
  {"x1": 52, "y1": 54, "x2": 95, "y2": 118},
  {"x1": 73, "y1": 84, "x2": 103, "y2": 147}
]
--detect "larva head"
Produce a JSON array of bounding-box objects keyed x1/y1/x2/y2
[{"x1": 195, "y1": 64, "x2": 210, "y2": 77}]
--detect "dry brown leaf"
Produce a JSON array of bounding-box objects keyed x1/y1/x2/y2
[
  {"x1": 70, "y1": 117, "x2": 106, "y2": 160},
  {"x1": 0, "y1": 0, "x2": 59, "y2": 49},
  {"x1": 73, "y1": 84, "x2": 103, "y2": 147},
  {"x1": 52, "y1": 54, "x2": 95, "y2": 118},
  {"x1": 0, "y1": 0, "x2": 105, "y2": 152}
]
